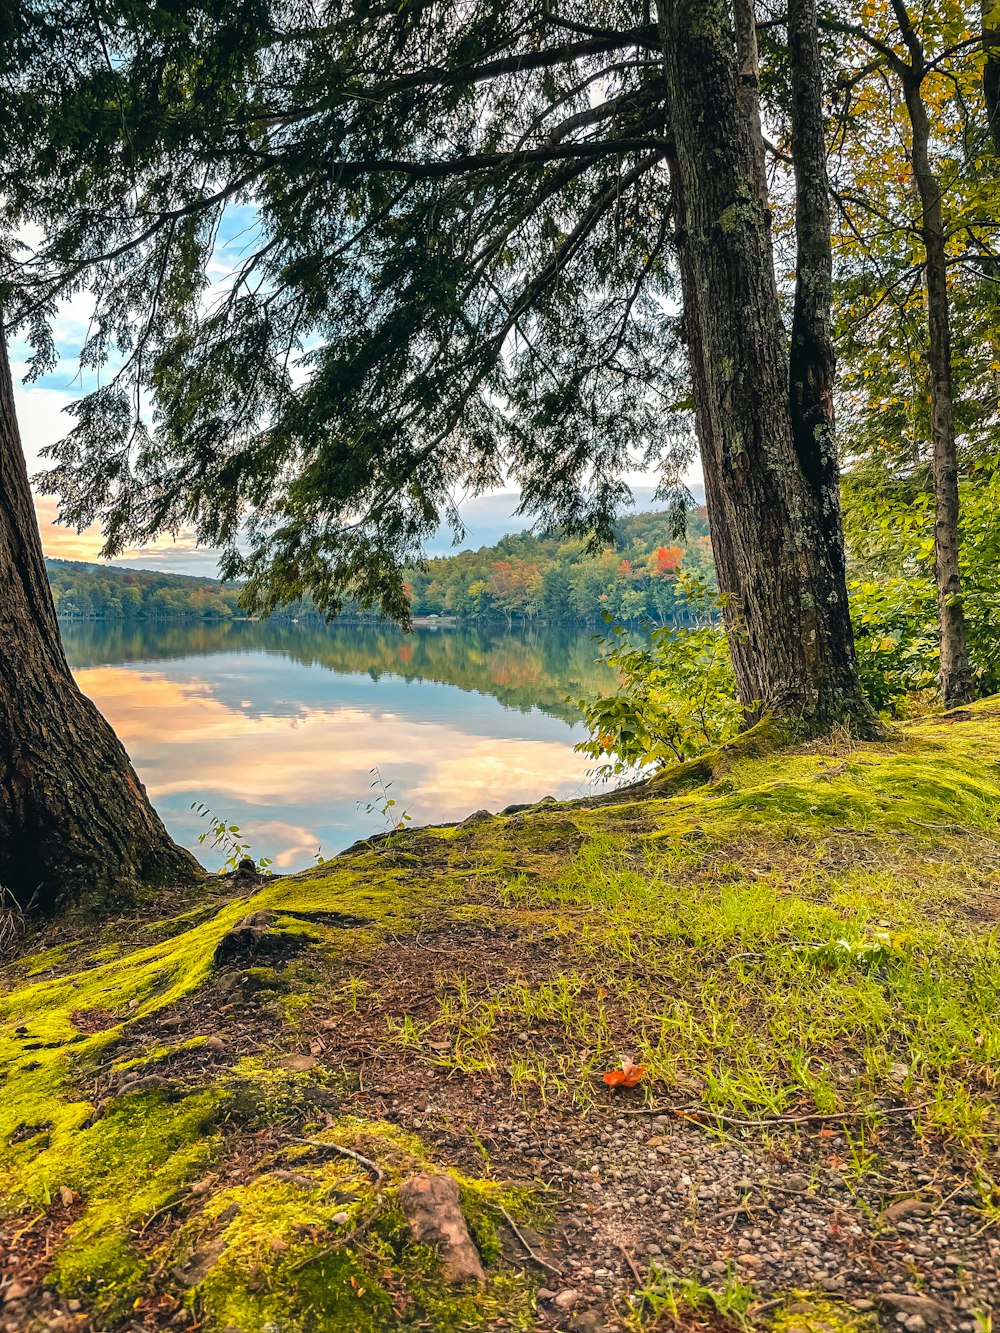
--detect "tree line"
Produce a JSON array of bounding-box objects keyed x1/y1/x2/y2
[
  {"x1": 46, "y1": 509, "x2": 714, "y2": 625},
  {"x1": 1, "y1": 0, "x2": 998, "y2": 909}
]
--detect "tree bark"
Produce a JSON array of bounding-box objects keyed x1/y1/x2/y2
[
  {"x1": 657, "y1": 0, "x2": 871, "y2": 733},
  {"x1": 985, "y1": 0, "x2": 1000, "y2": 155},
  {"x1": 0, "y1": 331, "x2": 200, "y2": 911},
  {"x1": 890, "y1": 0, "x2": 975, "y2": 707},
  {"x1": 788, "y1": 0, "x2": 845, "y2": 588}
]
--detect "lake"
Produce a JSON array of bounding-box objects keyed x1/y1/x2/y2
[{"x1": 61, "y1": 619, "x2": 616, "y2": 872}]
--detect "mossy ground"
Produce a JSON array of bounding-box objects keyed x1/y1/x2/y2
[{"x1": 2, "y1": 703, "x2": 1000, "y2": 1330}]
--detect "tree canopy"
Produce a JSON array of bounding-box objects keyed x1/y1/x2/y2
[{"x1": 4, "y1": 2, "x2": 688, "y2": 621}]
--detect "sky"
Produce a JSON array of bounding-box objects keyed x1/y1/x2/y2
[
  {"x1": 14, "y1": 356, "x2": 703, "y2": 577},
  {"x1": 12, "y1": 215, "x2": 703, "y2": 579}
]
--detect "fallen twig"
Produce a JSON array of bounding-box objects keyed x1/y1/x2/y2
[
  {"x1": 618, "y1": 1243, "x2": 643, "y2": 1286},
  {"x1": 607, "y1": 1103, "x2": 927, "y2": 1129},
  {"x1": 289, "y1": 1137, "x2": 384, "y2": 1185},
  {"x1": 498, "y1": 1204, "x2": 563, "y2": 1276},
  {"x1": 749, "y1": 1298, "x2": 786, "y2": 1317}
]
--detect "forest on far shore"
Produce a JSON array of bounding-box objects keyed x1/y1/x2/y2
[{"x1": 46, "y1": 507, "x2": 714, "y2": 626}]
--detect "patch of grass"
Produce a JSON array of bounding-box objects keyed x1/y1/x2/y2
[{"x1": 627, "y1": 1262, "x2": 757, "y2": 1329}]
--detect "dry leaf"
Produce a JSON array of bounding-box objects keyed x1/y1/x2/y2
[
  {"x1": 603, "y1": 1058, "x2": 647, "y2": 1089},
  {"x1": 58, "y1": 1185, "x2": 75, "y2": 1207}
]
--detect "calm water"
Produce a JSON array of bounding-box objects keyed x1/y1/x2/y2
[{"x1": 61, "y1": 620, "x2": 615, "y2": 872}]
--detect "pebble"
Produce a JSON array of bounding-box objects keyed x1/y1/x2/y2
[{"x1": 554, "y1": 1289, "x2": 581, "y2": 1311}]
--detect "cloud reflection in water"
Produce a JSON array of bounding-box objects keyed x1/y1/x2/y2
[{"x1": 68, "y1": 624, "x2": 606, "y2": 871}]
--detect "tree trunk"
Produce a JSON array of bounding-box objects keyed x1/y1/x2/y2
[
  {"x1": 0, "y1": 332, "x2": 200, "y2": 911},
  {"x1": 892, "y1": 31, "x2": 975, "y2": 706},
  {"x1": 656, "y1": 0, "x2": 871, "y2": 733},
  {"x1": 985, "y1": 0, "x2": 1000, "y2": 155},
  {"x1": 788, "y1": 0, "x2": 847, "y2": 600}
]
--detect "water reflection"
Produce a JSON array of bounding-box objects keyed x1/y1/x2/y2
[{"x1": 61, "y1": 621, "x2": 613, "y2": 870}]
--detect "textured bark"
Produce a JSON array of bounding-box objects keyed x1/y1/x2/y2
[
  {"x1": 0, "y1": 332, "x2": 199, "y2": 911},
  {"x1": 657, "y1": 0, "x2": 870, "y2": 732},
  {"x1": 398, "y1": 1174, "x2": 485, "y2": 1286},
  {"x1": 788, "y1": 0, "x2": 846, "y2": 600},
  {"x1": 890, "y1": 1, "x2": 975, "y2": 707},
  {"x1": 985, "y1": 0, "x2": 1000, "y2": 155},
  {"x1": 733, "y1": 0, "x2": 768, "y2": 206}
]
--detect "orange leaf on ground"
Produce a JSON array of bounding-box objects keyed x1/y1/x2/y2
[{"x1": 603, "y1": 1058, "x2": 647, "y2": 1088}]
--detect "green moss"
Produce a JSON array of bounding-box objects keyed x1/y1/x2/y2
[
  {"x1": 180, "y1": 1119, "x2": 537, "y2": 1332},
  {"x1": 43, "y1": 1088, "x2": 225, "y2": 1313},
  {"x1": 769, "y1": 1294, "x2": 878, "y2": 1333},
  {"x1": 111, "y1": 1036, "x2": 209, "y2": 1076},
  {"x1": 16, "y1": 943, "x2": 75, "y2": 976}
]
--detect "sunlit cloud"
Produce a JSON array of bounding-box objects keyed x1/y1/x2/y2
[{"x1": 72, "y1": 663, "x2": 595, "y2": 869}]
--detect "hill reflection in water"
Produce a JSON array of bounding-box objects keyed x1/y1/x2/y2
[{"x1": 61, "y1": 620, "x2": 615, "y2": 870}]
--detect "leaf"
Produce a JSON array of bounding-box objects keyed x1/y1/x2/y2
[{"x1": 603, "y1": 1058, "x2": 647, "y2": 1088}]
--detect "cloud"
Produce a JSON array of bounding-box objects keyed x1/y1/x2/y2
[
  {"x1": 73, "y1": 662, "x2": 596, "y2": 867},
  {"x1": 12, "y1": 356, "x2": 703, "y2": 579}
]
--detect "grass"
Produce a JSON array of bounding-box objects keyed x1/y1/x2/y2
[
  {"x1": 404, "y1": 830, "x2": 999, "y2": 1140},
  {"x1": 2, "y1": 699, "x2": 1000, "y2": 1326}
]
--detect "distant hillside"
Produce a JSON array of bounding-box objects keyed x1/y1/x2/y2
[
  {"x1": 407, "y1": 507, "x2": 714, "y2": 623},
  {"x1": 46, "y1": 559, "x2": 242, "y2": 622},
  {"x1": 46, "y1": 508, "x2": 715, "y2": 624}
]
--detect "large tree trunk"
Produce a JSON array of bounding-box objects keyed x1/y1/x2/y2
[
  {"x1": 985, "y1": 0, "x2": 1000, "y2": 155},
  {"x1": 657, "y1": 0, "x2": 871, "y2": 733},
  {"x1": 889, "y1": 0, "x2": 975, "y2": 708},
  {"x1": 0, "y1": 332, "x2": 199, "y2": 912}
]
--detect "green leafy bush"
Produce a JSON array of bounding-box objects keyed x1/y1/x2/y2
[
  {"x1": 577, "y1": 578, "x2": 742, "y2": 778},
  {"x1": 844, "y1": 461, "x2": 1000, "y2": 714}
]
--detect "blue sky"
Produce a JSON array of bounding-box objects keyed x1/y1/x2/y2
[{"x1": 13, "y1": 207, "x2": 702, "y2": 577}]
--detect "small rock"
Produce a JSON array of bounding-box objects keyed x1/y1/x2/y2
[
  {"x1": 2, "y1": 1283, "x2": 30, "y2": 1304},
  {"x1": 331, "y1": 1211, "x2": 350, "y2": 1226},
  {"x1": 784, "y1": 1173, "x2": 811, "y2": 1192},
  {"x1": 881, "y1": 1198, "x2": 932, "y2": 1227},
  {"x1": 905, "y1": 1318, "x2": 926, "y2": 1332},
  {"x1": 398, "y1": 1173, "x2": 485, "y2": 1286},
  {"x1": 554, "y1": 1289, "x2": 581, "y2": 1311},
  {"x1": 277, "y1": 1054, "x2": 317, "y2": 1073},
  {"x1": 879, "y1": 1294, "x2": 948, "y2": 1325},
  {"x1": 537, "y1": 1288, "x2": 557, "y2": 1302},
  {"x1": 569, "y1": 1311, "x2": 605, "y2": 1332},
  {"x1": 204, "y1": 1035, "x2": 226, "y2": 1052}
]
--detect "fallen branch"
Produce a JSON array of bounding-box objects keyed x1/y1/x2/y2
[
  {"x1": 288, "y1": 1137, "x2": 384, "y2": 1185},
  {"x1": 618, "y1": 1242, "x2": 643, "y2": 1286},
  {"x1": 606, "y1": 1103, "x2": 928, "y2": 1129},
  {"x1": 498, "y1": 1204, "x2": 563, "y2": 1276}
]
